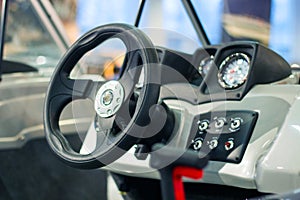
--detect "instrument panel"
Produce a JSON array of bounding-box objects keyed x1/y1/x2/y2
[
  {"x1": 158, "y1": 41, "x2": 292, "y2": 166},
  {"x1": 189, "y1": 110, "x2": 258, "y2": 163},
  {"x1": 191, "y1": 42, "x2": 291, "y2": 104},
  {"x1": 159, "y1": 42, "x2": 291, "y2": 106}
]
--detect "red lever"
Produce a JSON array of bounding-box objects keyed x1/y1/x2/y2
[{"x1": 172, "y1": 167, "x2": 204, "y2": 200}]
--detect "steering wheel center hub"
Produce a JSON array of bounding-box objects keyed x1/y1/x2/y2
[
  {"x1": 94, "y1": 80, "x2": 124, "y2": 118},
  {"x1": 102, "y1": 89, "x2": 114, "y2": 106}
]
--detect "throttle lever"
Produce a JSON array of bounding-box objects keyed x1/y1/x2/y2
[{"x1": 150, "y1": 143, "x2": 209, "y2": 200}]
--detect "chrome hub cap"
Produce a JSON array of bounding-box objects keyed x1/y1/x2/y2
[{"x1": 94, "y1": 80, "x2": 124, "y2": 118}]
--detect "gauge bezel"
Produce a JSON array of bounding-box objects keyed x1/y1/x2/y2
[
  {"x1": 198, "y1": 55, "x2": 214, "y2": 76},
  {"x1": 218, "y1": 52, "x2": 251, "y2": 89}
]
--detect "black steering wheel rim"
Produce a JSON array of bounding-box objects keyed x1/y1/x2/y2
[{"x1": 44, "y1": 23, "x2": 160, "y2": 169}]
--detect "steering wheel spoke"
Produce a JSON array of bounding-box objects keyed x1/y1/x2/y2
[
  {"x1": 96, "y1": 115, "x2": 116, "y2": 132},
  {"x1": 118, "y1": 51, "x2": 143, "y2": 99},
  {"x1": 79, "y1": 80, "x2": 106, "y2": 101},
  {"x1": 118, "y1": 71, "x2": 136, "y2": 102},
  {"x1": 59, "y1": 75, "x2": 105, "y2": 100}
]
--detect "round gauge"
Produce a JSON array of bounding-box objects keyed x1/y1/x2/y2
[
  {"x1": 218, "y1": 53, "x2": 250, "y2": 89},
  {"x1": 198, "y1": 55, "x2": 214, "y2": 76}
]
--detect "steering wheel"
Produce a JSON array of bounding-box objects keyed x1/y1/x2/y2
[{"x1": 44, "y1": 23, "x2": 160, "y2": 169}]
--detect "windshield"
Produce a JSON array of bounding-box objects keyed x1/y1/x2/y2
[
  {"x1": 138, "y1": 0, "x2": 201, "y2": 53},
  {"x1": 192, "y1": 0, "x2": 300, "y2": 65},
  {"x1": 75, "y1": 0, "x2": 140, "y2": 36},
  {"x1": 2, "y1": 0, "x2": 66, "y2": 75}
]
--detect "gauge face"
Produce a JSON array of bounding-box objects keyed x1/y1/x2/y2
[
  {"x1": 198, "y1": 55, "x2": 214, "y2": 76},
  {"x1": 218, "y1": 53, "x2": 250, "y2": 89}
]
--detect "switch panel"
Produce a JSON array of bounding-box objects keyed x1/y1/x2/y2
[{"x1": 188, "y1": 111, "x2": 258, "y2": 163}]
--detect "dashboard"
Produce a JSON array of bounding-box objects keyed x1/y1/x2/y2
[
  {"x1": 155, "y1": 41, "x2": 291, "y2": 167},
  {"x1": 82, "y1": 41, "x2": 300, "y2": 194}
]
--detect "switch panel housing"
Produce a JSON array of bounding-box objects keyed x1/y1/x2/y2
[{"x1": 189, "y1": 111, "x2": 258, "y2": 163}]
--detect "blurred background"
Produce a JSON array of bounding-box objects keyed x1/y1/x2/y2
[{"x1": 50, "y1": 0, "x2": 300, "y2": 67}]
